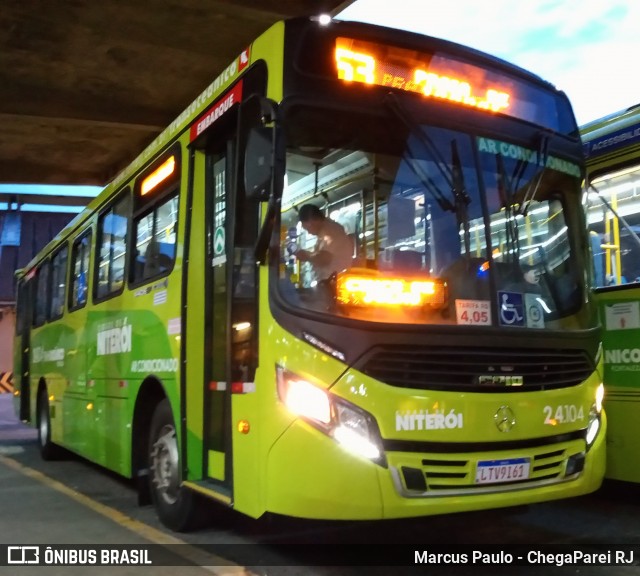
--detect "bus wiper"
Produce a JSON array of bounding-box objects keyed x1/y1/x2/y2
[
  {"x1": 451, "y1": 139, "x2": 471, "y2": 255},
  {"x1": 517, "y1": 131, "x2": 550, "y2": 217},
  {"x1": 383, "y1": 92, "x2": 456, "y2": 213},
  {"x1": 496, "y1": 152, "x2": 520, "y2": 262}
]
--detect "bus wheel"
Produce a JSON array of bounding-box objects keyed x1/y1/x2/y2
[
  {"x1": 148, "y1": 398, "x2": 202, "y2": 531},
  {"x1": 37, "y1": 389, "x2": 62, "y2": 460}
]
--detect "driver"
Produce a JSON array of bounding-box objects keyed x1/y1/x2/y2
[{"x1": 296, "y1": 204, "x2": 354, "y2": 281}]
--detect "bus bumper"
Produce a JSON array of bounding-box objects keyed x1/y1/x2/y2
[{"x1": 265, "y1": 413, "x2": 606, "y2": 520}]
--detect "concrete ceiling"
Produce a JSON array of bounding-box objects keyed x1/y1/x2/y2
[{"x1": 1, "y1": 0, "x2": 353, "y2": 187}]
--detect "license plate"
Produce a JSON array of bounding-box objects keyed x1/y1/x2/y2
[{"x1": 475, "y1": 458, "x2": 530, "y2": 484}]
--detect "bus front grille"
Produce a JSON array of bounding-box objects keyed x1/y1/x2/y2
[
  {"x1": 359, "y1": 346, "x2": 592, "y2": 391},
  {"x1": 392, "y1": 443, "x2": 586, "y2": 498}
]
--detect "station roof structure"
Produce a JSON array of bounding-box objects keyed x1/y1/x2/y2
[{"x1": 1, "y1": 0, "x2": 353, "y2": 187}]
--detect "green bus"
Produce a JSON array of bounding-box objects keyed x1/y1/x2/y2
[
  {"x1": 14, "y1": 15, "x2": 605, "y2": 531},
  {"x1": 582, "y1": 104, "x2": 640, "y2": 483}
]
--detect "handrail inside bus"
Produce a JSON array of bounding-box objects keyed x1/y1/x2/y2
[{"x1": 587, "y1": 182, "x2": 640, "y2": 250}]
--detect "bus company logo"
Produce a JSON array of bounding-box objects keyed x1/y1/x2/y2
[
  {"x1": 32, "y1": 346, "x2": 65, "y2": 365},
  {"x1": 477, "y1": 374, "x2": 524, "y2": 387},
  {"x1": 494, "y1": 405, "x2": 516, "y2": 433},
  {"x1": 604, "y1": 348, "x2": 640, "y2": 364},
  {"x1": 97, "y1": 321, "x2": 132, "y2": 356},
  {"x1": 395, "y1": 409, "x2": 464, "y2": 431}
]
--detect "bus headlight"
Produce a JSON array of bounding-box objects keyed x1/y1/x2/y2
[
  {"x1": 584, "y1": 383, "x2": 604, "y2": 449},
  {"x1": 277, "y1": 373, "x2": 332, "y2": 425},
  {"x1": 595, "y1": 382, "x2": 604, "y2": 413},
  {"x1": 585, "y1": 403, "x2": 601, "y2": 449},
  {"x1": 332, "y1": 397, "x2": 384, "y2": 462},
  {"x1": 276, "y1": 366, "x2": 386, "y2": 466}
]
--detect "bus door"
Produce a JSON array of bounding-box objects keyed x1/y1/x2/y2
[
  {"x1": 14, "y1": 276, "x2": 33, "y2": 421},
  {"x1": 202, "y1": 135, "x2": 259, "y2": 493}
]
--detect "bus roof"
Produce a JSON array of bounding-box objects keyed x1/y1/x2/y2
[{"x1": 581, "y1": 103, "x2": 640, "y2": 161}]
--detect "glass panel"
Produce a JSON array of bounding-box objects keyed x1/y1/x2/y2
[
  {"x1": 154, "y1": 196, "x2": 178, "y2": 270},
  {"x1": 133, "y1": 211, "x2": 154, "y2": 281},
  {"x1": 211, "y1": 155, "x2": 228, "y2": 382},
  {"x1": 132, "y1": 195, "x2": 178, "y2": 282},
  {"x1": 15, "y1": 281, "x2": 25, "y2": 335},
  {"x1": 97, "y1": 195, "x2": 129, "y2": 296},
  {"x1": 333, "y1": 36, "x2": 570, "y2": 133},
  {"x1": 297, "y1": 26, "x2": 578, "y2": 135},
  {"x1": 34, "y1": 263, "x2": 49, "y2": 326},
  {"x1": 49, "y1": 246, "x2": 68, "y2": 319},
  {"x1": 208, "y1": 154, "x2": 228, "y2": 451},
  {"x1": 70, "y1": 233, "x2": 91, "y2": 309},
  {"x1": 476, "y1": 142, "x2": 581, "y2": 323},
  {"x1": 587, "y1": 162, "x2": 640, "y2": 288},
  {"x1": 276, "y1": 105, "x2": 585, "y2": 329}
]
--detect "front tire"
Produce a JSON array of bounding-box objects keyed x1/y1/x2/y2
[
  {"x1": 37, "y1": 388, "x2": 63, "y2": 460},
  {"x1": 148, "y1": 398, "x2": 203, "y2": 531}
]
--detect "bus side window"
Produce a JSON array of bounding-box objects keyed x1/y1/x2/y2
[
  {"x1": 132, "y1": 195, "x2": 178, "y2": 283},
  {"x1": 33, "y1": 261, "x2": 50, "y2": 327},
  {"x1": 48, "y1": 245, "x2": 68, "y2": 320},
  {"x1": 587, "y1": 163, "x2": 640, "y2": 288},
  {"x1": 69, "y1": 231, "x2": 92, "y2": 310},
  {"x1": 96, "y1": 193, "x2": 130, "y2": 299}
]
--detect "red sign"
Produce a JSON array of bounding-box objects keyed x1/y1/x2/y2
[
  {"x1": 190, "y1": 80, "x2": 243, "y2": 141},
  {"x1": 239, "y1": 48, "x2": 250, "y2": 71}
]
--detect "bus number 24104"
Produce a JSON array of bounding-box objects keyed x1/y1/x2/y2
[{"x1": 543, "y1": 404, "x2": 584, "y2": 425}]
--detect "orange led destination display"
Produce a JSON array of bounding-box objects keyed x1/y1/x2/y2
[
  {"x1": 336, "y1": 270, "x2": 446, "y2": 308},
  {"x1": 335, "y1": 37, "x2": 510, "y2": 113},
  {"x1": 140, "y1": 156, "x2": 176, "y2": 196}
]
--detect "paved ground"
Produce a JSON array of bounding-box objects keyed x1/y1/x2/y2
[{"x1": 1, "y1": 393, "x2": 639, "y2": 575}]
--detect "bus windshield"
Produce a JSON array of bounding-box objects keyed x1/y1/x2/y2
[{"x1": 277, "y1": 103, "x2": 585, "y2": 329}]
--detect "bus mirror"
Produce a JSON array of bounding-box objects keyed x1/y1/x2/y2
[{"x1": 244, "y1": 126, "x2": 274, "y2": 201}]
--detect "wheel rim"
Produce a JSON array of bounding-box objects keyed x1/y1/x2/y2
[
  {"x1": 150, "y1": 424, "x2": 180, "y2": 505},
  {"x1": 38, "y1": 398, "x2": 49, "y2": 447}
]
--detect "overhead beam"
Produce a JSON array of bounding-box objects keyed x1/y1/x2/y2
[
  {"x1": 0, "y1": 112, "x2": 164, "y2": 134},
  {"x1": 0, "y1": 193, "x2": 95, "y2": 207},
  {"x1": 0, "y1": 80, "x2": 174, "y2": 131},
  {"x1": 0, "y1": 0, "x2": 354, "y2": 186}
]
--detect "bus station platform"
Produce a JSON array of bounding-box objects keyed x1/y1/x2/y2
[{"x1": 0, "y1": 393, "x2": 249, "y2": 575}]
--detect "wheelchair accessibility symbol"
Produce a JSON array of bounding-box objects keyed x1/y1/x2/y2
[{"x1": 498, "y1": 291, "x2": 525, "y2": 327}]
